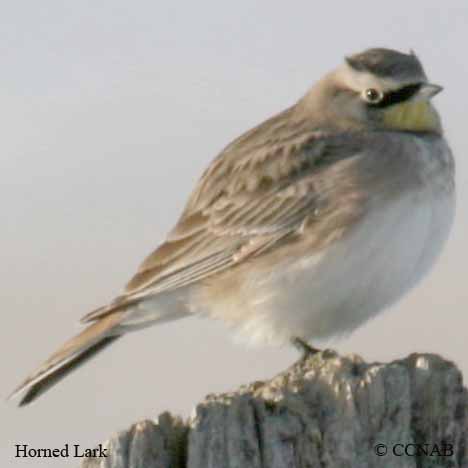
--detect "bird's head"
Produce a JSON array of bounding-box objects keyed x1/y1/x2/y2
[{"x1": 300, "y1": 48, "x2": 443, "y2": 134}]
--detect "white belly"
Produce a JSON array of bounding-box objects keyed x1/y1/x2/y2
[{"x1": 233, "y1": 158, "x2": 455, "y2": 346}]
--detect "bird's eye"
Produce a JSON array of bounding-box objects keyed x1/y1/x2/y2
[{"x1": 363, "y1": 88, "x2": 383, "y2": 104}]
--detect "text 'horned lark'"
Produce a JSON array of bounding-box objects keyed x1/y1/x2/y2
[{"x1": 10, "y1": 47, "x2": 455, "y2": 406}]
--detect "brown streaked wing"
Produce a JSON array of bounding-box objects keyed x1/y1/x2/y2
[{"x1": 118, "y1": 125, "x2": 329, "y2": 297}]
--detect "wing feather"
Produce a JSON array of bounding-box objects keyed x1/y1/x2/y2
[{"x1": 120, "y1": 134, "x2": 326, "y2": 296}]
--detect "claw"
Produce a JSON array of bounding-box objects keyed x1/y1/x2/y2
[{"x1": 291, "y1": 337, "x2": 320, "y2": 360}]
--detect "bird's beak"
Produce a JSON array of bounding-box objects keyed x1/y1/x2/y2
[{"x1": 416, "y1": 83, "x2": 444, "y2": 100}]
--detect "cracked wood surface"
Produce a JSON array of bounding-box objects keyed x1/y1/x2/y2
[{"x1": 79, "y1": 350, "x2": 468, "y2": 468}]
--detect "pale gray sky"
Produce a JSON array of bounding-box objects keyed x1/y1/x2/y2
[{"x1": 2, "y1": 1, "x2": 467, "y2": 466}]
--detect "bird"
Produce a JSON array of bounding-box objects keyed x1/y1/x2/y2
[{"x1": 10, "y1": 47, "x2": 455, "y2": 406}]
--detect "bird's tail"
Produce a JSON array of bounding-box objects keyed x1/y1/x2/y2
[{"x1": 8, "y1": 311, "x2": 124, "y2": 406}]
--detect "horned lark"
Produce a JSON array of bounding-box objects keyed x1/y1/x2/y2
[{"x1": 10, "y1": 48, "x2": 455, "y2": 405}]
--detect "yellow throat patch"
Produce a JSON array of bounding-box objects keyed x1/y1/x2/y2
[{"x1": 383, "y1": 100, "x2": 440, "y2": 133}]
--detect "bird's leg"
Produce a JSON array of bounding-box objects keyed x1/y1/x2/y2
[{"x1": 291, "y1": 337, "x2": 321, "y2": 360}]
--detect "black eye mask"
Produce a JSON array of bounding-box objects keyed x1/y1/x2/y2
[{"x1": 370, "y1": 83, "x2": 422, "y2": 108}]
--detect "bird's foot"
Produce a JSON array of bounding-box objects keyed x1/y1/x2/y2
[{"x1": 291, "y1": 337, "x2": 321, "y2": 361}]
